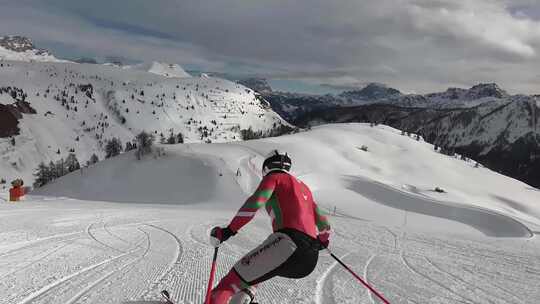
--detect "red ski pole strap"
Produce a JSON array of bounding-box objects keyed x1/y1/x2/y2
[{"x1": 329, "y1": 251, "x2": 391, "y2": 304}]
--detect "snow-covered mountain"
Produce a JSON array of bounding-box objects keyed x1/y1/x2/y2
[
  {"x1": 238, "y1": 79, "x2": 540, "y2": 188},
  {"x1": 0, "y1": 59, "x2": 289, "y2": 188},
  {"x1": 0, "y1": 36, "x2": 65, "y2": 63},
  {"x1": 392, "y1": 83, "x2": 512, "y2": 108},
  {"x1": 242, "y1": 82, "x2": 520, "y2": 123},
  {"x1": 296, "y1": 97, "x2": 540, "y2": 187},
  {"x1": 339, "y1": 82, "x2": 403, "y2": 103}
]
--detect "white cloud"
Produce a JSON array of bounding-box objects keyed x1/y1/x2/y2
[{"x1": 408, "y1": 0, "x2": 540, "y2": 58}]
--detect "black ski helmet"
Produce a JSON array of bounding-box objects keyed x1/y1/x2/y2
[{"x1": 262, "y1": 150, "x2": 291, "y2": 175}]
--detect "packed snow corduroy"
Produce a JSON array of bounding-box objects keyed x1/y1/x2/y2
[
  {"x1": 209, "y1": 158, "x2": 331, "y2": 304},
  {"x1": 327, "y1": 248, "x2": 391, "y2": 304}
]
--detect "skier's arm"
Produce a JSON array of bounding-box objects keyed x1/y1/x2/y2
[
  {"x1": 228, "y1": 175, "x2": 277, "y2": 232},
  {"x1": 314, "y1": 203, "x2": 331, "y2": 247}
]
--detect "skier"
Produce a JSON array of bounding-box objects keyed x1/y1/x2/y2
[{"x1": 209, "y1": 150, "x2": 331, "y2": 304}]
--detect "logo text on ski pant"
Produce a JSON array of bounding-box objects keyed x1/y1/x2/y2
[{"x1": 241, "y1": 236, "x2": 284, "y2": 266}]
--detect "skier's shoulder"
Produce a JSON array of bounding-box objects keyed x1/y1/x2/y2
[{"x1": 263, "y1": 170, "x2": 293, "y2": 184}]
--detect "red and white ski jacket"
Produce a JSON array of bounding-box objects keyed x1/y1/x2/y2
[{"x1": 228, "y1": 171, "x2": 331, "y2": 240}]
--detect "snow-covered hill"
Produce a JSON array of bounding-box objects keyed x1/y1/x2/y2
[
  {"x1": 296, "y1": 95, "x2": 540, "y2": 187},
  {"x1": 0, "y1": 60, "x2": 288, "y2": 188},
  {"x1": 35, "y1": 123, "x2": 540, "y2": 230},
  {"x1": 2, "y1": 123, "x2": 540, "y2": 303}
]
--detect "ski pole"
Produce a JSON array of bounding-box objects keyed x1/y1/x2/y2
[
  {"x1": 204, "y1": 247, "x2": 219, "y2": 304},
  {"x1": 327, "y1": 249, "x2": 391, "y2": 304}
]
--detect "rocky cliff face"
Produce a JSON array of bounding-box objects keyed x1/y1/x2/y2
[{"x1": 0, "y1": 35, "x2": 62, "y2": 62}]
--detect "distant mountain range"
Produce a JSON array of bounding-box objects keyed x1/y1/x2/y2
[{"x1": 238, "y1": 78, "x2": 540, "y2": 188}]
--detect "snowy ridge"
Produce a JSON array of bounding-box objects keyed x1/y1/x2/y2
[{"x1": 0, "y1": 60, "x2": 288, "y2": 187}]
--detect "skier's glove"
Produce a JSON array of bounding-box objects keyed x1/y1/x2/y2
[
  {"x1": 210, "y1": 226, "x2": 236, "y2": 247},
  {"x1": 317, "y1": 230, "x2": 330, "y2": 250}
]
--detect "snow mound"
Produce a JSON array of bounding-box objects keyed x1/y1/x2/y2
[{"x1": 33, "y1": 148, "x2": 244, "y2": 206}]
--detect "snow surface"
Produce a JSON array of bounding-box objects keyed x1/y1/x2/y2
[{"x1": 2, "y1": 123, "x2": 540, "y2": 303}]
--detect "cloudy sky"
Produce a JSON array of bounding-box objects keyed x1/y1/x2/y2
[{"x1": 1, "y1": 0, "x2": 540, "y2": 94}]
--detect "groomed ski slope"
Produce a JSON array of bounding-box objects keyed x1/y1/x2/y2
[{"x1": 2, "y1": 123, "x2": 540, "y2": 304}]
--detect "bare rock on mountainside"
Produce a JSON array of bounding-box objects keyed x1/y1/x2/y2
[
  {"x1": 0, "y1": 35, "x2": 63, "y2": 62},
  {"x1": 0, "y1": 87, "x2": 36, "y2": 137},
  {"x1": 0, "y1": 36, "x2": 39, "y2": 53}
]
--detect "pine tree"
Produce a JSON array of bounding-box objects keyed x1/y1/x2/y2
[
  {"x1": 65, "y1": 153, "x2": 80, "y2": 172},
  {"x1": 89, "y1": 153, "x2": 99, "y2": 165},
  {"x1": 176, "y1": 132, "x2": 184, "y2": 144},
  {"x1": 33, "y1": 162, "x2": 49, "y2": 188},
  {"x1": 167, "y1": 131, "x2": 177, "y2": 144},
  {"x1": 125, "y1": 141, "x2": 134, "y2": 151},
  {"x1": 105, "y1": 138, "x2": 123, "y2": 158},
  {"x1": 48, "y1": 161, "x2": 57, "y2": 180},
  {"x1": 160, "y1": 133, "x2": 166, "y2": 144},
  {"x1": 56, "y1": 158, "x2": 66, "y2": 177},
  {"x1": 135, "y1": 131, "x2": 155, "y2": 160}
]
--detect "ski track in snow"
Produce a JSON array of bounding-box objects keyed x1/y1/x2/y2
[
  {"x1": 64, "y1": 228, "x2": 152, "y2": 304},
  {"x1": 423, "y1": 257, "x2": 502, "y2": 304},
  {"x1": 15, "y1": 242, "x2": 144, "y2": 304},
  {"x1": 314, "y1": 251, "x2": 351, "y2": 304},
  {"x1": 0, "y1": 231, "x2": 84, "y2": 258},
  {"x1": 400, "y1": 253, "x2": 475, "y2": 304},
  {"x1": 87, "y1": 222, "x2": 127, "y2": 253},
  {"x1": 0, "y1": 240, "x2": 73, "y2": 280},
  {"x1": 139, "y1": 223, "x2": 184, "y2": 300},
  {"x1": 1, "y1": 201, "x2": 540, "y2": 303},
  {"x1": 364, "y1": 254, "x2": 377, "y2": 304}
]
